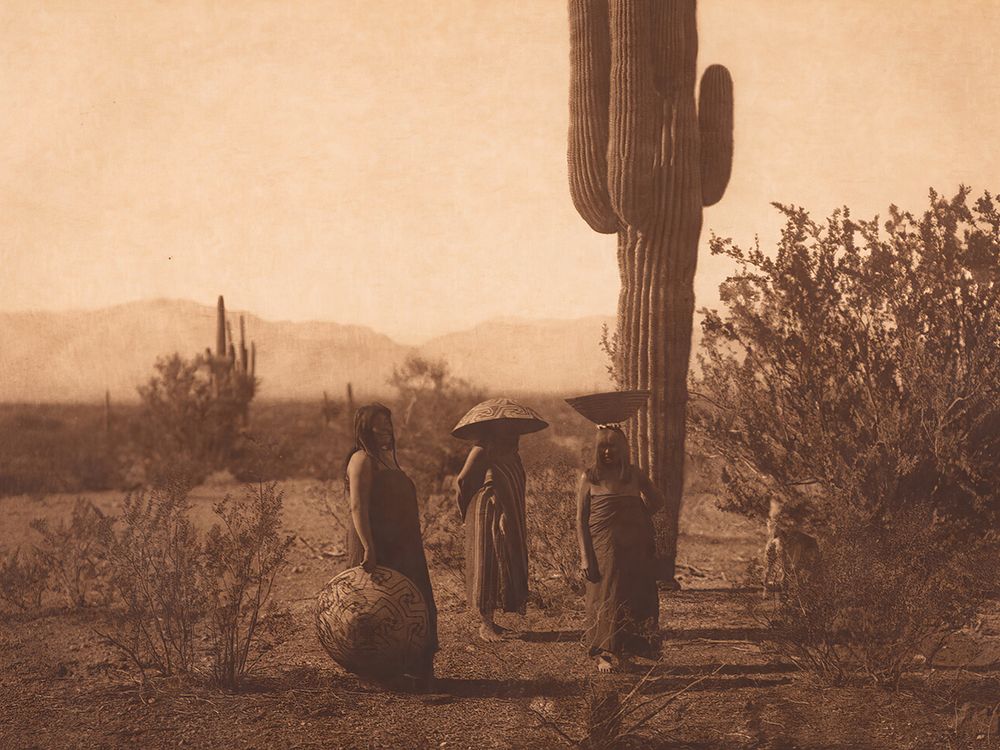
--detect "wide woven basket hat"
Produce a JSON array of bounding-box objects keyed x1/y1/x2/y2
[
  {"x1": 564, "y1": 390, "x2": 651, "y2": 425},
  {"x1": 451, "y1": 397, "x2": 549, "y2": 441}
]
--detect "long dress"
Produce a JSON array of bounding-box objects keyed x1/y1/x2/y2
[
  {"x1": 456, "y1": 446, "x2": 530, "y2": 615},
  {"x1": 584, "y1": 487, "x2": 659, "y2": 658},
  {"x1": 346, "y1": 464, "x2": 439, "y2": 666}
]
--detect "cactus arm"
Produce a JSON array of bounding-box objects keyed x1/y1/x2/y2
[
  {"x1": 607, "y1": 0, "x2": 658, "y2": 230},
  {"x1": 238, "y1": 315, "x2": 249, "y2": 374},
  {"x1": 216, "y1": 296, "x2": 226, "y2": 357},
  {"x1": 568, "y1": 0, "x2": 618, "y2": 234},
  {"x1": 698, "y1": 64, "x2": 734, "y2": 207}
]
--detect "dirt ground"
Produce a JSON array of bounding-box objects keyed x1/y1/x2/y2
[{"x1": 1, "y1": 480, "x2": 998, "y2": 749}]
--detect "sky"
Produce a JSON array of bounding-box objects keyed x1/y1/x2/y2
[{"x1": 2, "y1": 0, "x2": 998, "y2": 344}]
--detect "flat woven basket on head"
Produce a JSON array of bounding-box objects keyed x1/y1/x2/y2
[
  {"x1": 451, "y1": 397, "x2": 549, "y2": 441},
  {"x1": 564, "y1": 390, "x2": 651, "y2": 425}
]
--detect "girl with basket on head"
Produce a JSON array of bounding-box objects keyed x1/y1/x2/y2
[
  {"x1": 567, "y1": 391, "x2": 664, "y2": 673},
  {"x1": 344, "y1": 403, "x2": 438, "y2": 689},
  {"x1": 452, "y1": 398, "x2": 548, "y2": 642}
]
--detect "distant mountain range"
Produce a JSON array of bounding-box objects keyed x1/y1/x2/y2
[{"x1": 0, "y1": 299, "x2": 623, "y2": 402}]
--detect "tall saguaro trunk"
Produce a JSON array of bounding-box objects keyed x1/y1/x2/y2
[{"x1": 568, "y1": 0, "x2": 733, "y2": 580}]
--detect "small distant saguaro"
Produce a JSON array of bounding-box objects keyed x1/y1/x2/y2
[
  {"x1": 567, "y1": 0, "x2": 734, "y2": 580},
  {"x1": 206, "y1": 295, "x2": 258, "y2": 426}
]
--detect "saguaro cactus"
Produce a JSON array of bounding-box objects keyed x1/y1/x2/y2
[
  {"x1": 568, "y1": 0, "x2": 734, "y2": 581},
  {"x1": 207, "y1": 295, "x2": 257, "y2": 426}
]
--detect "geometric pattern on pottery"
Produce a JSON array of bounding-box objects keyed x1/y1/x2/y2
[{"x1": 314, "y1": 565, "x2": 429, "y2": 678}]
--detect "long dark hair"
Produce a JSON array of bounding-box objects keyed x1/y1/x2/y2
[
  {"x1": 585, "y1": 425, "x2": 634, "y2": 484},
  {"x1": 343, "y1": 403, "x2": 398, "y2": 488}
]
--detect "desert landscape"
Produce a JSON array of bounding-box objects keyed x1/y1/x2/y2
[{"x1": 3, "y1": 0, "x2": 999, "y2": 748}]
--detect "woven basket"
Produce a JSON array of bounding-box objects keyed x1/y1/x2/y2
[
  {"x1": 451, "y1": 398, "x2": 549, "y2": 441},
  {"x1": 564, "y1": 390, "x2": 650, "y2": 425}
]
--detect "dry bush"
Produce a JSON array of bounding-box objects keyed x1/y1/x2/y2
[
  {"x1": 748, "y1": 505, "x2": 998, "y2": 688},
  {"x1": 100, "y1": 482, "x2": 205, "y2": 677},
  {"x1": 694, "y1": 188, "x2": 1000, "y2": 682},
  {"x1": 530, "y1": 662, "x2": 720, "y2": 748},
  {"x1": 527, "y1": 462, "x2": 586, "y2": 608},
  {"x1": 420, "y1": 491, "x2": 465, "y2": 591},
  {"x1": 30, "y1": 498, "x2": 113, "y2": 608},
  {"x1": 98, "y1": 481, "x2": 292, "y2": 689},
  {"x1": 203, "y1": 481, "x2": 294, "y2": 689},
  {"x1": 692, "y1": 188, "x2": 998, "y2": 526},
  {"x1": 301, "y1": 480, "x2": 348, "y2": 548},
  {"x1": 0, "y1": 547, "x2": 49, "y2": 610},
  {"x1": 136, "y1": 353, "x2": 254, "y2": 484},
  {"x1": 0, "y1": 405, "x2": 123, "y2": 497},
  {"x1": 389, "y1": 354, "x2": 485, "y2": 494}
]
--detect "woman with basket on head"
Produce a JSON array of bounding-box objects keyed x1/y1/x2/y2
[
  {"x1": 567, "y1": 391, "x2": 664, "y2": 673},
  {"x1": 452, "y1": 398, "x2": 548, "y2": 642},
  {"x1": 343, "y1": 403, "x2": 438, "y2": 689}
]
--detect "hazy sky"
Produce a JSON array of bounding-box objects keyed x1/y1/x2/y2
[{"x1": 2, "y1": 0, "x2": 998, "y2": 343}]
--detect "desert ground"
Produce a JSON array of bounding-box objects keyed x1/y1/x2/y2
[{"x1": 1, "y1": 475, "x2": 997, "y2": 750}]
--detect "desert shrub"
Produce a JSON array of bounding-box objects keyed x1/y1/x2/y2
[
  {"x1": 529, "y1": 662, "x2": 717, "y2": 748},
  {"x1": 301, "y1": 480, "x2": 348, "y2": 538},
  {"x1": 99, "y1": 480, "x2": 292, "y2": 688},
  {"x1": 100, "y1": 482, "x2": 205, "y2": 677},
  {"x1": 30, "y1": 498, "x2": 113, "y2": 608},
  {"x1": 0, "y1": 547, "x2": 49, "y2": 610},
  {"x1": 389, "y1": 354, "x2": 485, "y2": 494},
  {"x1": 420, "y1": 491, "x2": 465, "y2": 592},
  {"x1": 227, "y1": 432, "x2": 296, "y2": 482},
  {"x1": 692, "y1": 187, "x2": 999, "y2": 527},
  {"x1": 750, "y1": 505, "x2": 997, "y2": 688},
  {"x1": 203, "y1": 482, "x2": 294, "y2": 689},
  {"x1": 136, "y1": 353, "x2": 254, "y2": 484},
  {"x1": 0, "y1": 405, "x2": 122, "y2": 497},
  {"x1": 695, "y1": 187, "x2": 1000, "y2": 682},
  {"x1": 228, "y1": 400, "x2": 349, "y2": 482},
  {"x1": 527, "y1": 462, "x2": 586, "y2": 607}
]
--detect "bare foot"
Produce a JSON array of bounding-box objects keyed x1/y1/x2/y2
[
  {"x1": 479, "y1": 623, "x2": 504, "y2": 642},
  {"x1": 596, "y1": 655, "x2": 615, "y2": 673}
]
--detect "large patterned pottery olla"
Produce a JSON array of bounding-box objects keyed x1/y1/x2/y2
[{"x1": 314, "y1": 565, "x2": 430, "y2": 678}]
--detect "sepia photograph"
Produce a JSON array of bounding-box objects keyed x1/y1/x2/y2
[{"x1": 1, "y1": 1, "x2": 998, "y2": 748}]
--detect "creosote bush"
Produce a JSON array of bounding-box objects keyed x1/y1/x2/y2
[
  {"x1": 30, "y1": 498, "x2": 113, "y2": 608},
  {"x1": 695, "y1": 188, "x2": 1000, "y2": 683},
  {"x1": 748, "y1": 504, "x2": 997, "y2": 688},
  {"x1": 389, "y1": 354, "x2": 484, "y2": 494},
  {"x1": 420, "y1": 491, "x2": 465, "y2": 593},
  {"x1": 101, "y1": 481, "x2": 205, "y2": 678},
  {"x1": 136, "y1": 353, "x2": 255, "y2": 485},
  {"x1": 93, "y1": 480, "x2": 291, "y2": 688},
  {"x1": 204, "y1": 482, "x2": 294, "y2": 689},
  {"x1": 527, "y1": 462, "x2": 586, "y2": 607},
  {"x1": 692, "y1": 187, "x2": 999, "y2": 527},
  {"x1": 0, "y1": 548, "x2": 49, "y2": 611}
]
